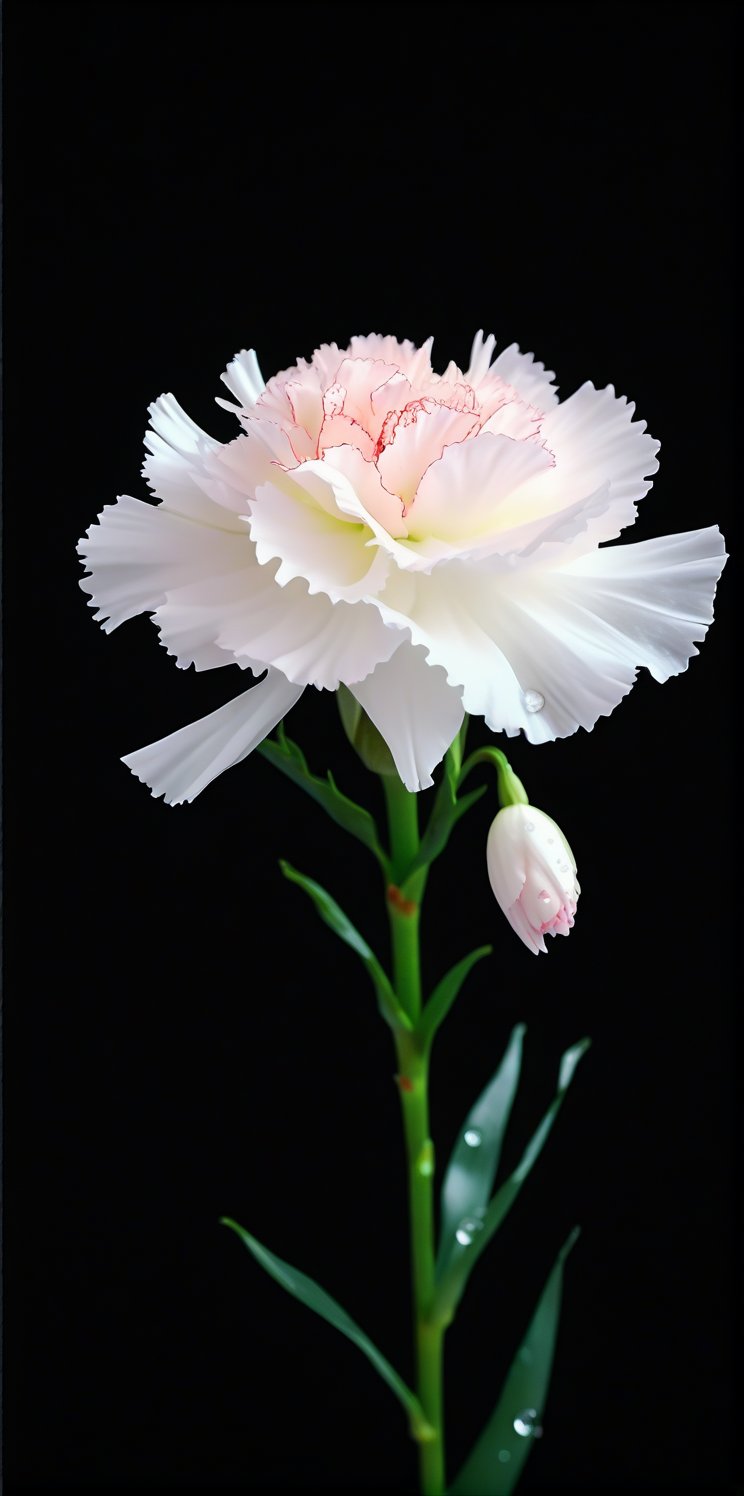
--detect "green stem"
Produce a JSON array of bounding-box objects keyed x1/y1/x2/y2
[{"x1": 383, "y1": 775, "x2": 445, "y2": 1496}]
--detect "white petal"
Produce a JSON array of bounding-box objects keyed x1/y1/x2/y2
[
  {"x1": 370, "y1": 525, "x2": 727, "y2": 743},
  {"x1": 350, "y1": 643, "x2": 464, "y2": 791},
  {"x1": 249, "y1": 462, "x2": 391, "y2": 603},
  {"x1": 77, "y1": 495, "x2": 250, "y2": 633},
  {"x1": 487, "y1": 343, "x2": 559, "y2": 409},
  {"x1": 517, "y1": 382, "x2": 660, "y2": 552},
  {"x1": 153, "y1": 556, "x2": 400, "y2": 690},
  {"x1": 406, "y1": 431, "x2": 554, "y2": 546},
  {"x1": 143, "y1": 393, "x2": 248, "y2": 516},
  {"x1": 471, "y1": 524, "x2": 728, "y2": 742},
  {"x1": 465, "y1": 330, "x2": 497, "y2": 384},
  {"x1": 506, "y1": 901, "x2": 546, "y2": 955},
  {"x1": 369, "y1": 565, "x2": 525, "y2": 728},
  {"x1": 121, "y1": 670, "x2": 303, "y2": 805},
  {"x1": 486, "y1": 805, "x2": 529, "y2": 909},
  {"x1": 219, "y1": 348, "x2": 266, "y2": 409}
]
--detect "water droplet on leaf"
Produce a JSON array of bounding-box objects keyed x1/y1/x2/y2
[
  {"x1": 455, "y1": 1217, "x2": 485, "y2": 1246},
  {"x1": 522, "y1": 689, "x2": 545, "y2": 714},
  {"x1": 463, "y1": 1128, "x2": 482, "y2": 1148},
  {"x1": 513, "y1": 1408, "x2": 539, "y2": 1437},
  {"x1": 498, "y1": 1450, "x2": 511, "y2": 1463}
]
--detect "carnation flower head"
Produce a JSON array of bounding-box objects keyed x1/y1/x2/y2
[{"x1": 78, "y1": 331, "x2": 726, "y2": 803}]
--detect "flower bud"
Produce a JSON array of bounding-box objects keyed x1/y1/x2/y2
[{"x1": 486, "y1": 804, "x2": 579, "y2": 955}]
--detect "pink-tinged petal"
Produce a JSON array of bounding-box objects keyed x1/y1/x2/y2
[
  {"x1": 121, "y1": 670, "x2": 303, "y2": 805},
  {"x1": 280, "y1": 368, "x2": 326, "y2": 451},
  {"x1": 321, "y1": 444, "x2": 407, "y2": 537},
  {"x1": 487, "y1": 343, "x2": 559, "y2": 409},
  {"x1": 248, "y1": 464, "x2": 391, "y2": 603},
  {"x1": 466, "y1": 331, "x2": 559, "y2": 410},
  {"x1": 318, "y1": 411, "x2": 376, "y2": 460},
  {"x1": 370, "y1": 372, "x2": 414, "y2": 425},
  {"x1": 218, "y1": 348, "x2": 266, "y2": 410},
  {"x1": 516, "y1": 382, "x2": 660, "y2": 551},
  {"x1": 377, "y1": 401, "x2": 481, "y2": 507},
  {"x1": 303, "y1": 341, "x2": 343, "y2": 388},
  {"x1": 328, "y1": 358, "x2": 403, "y2": 430},
  {"x1": 77, "y1": 494, "x2": 250, "y2": 634},
  {"x1": 346, "y1": 333, "x2": 435, "y2": 383},
  {"x1": 243, "y1": 368, "x2": 324, "y2": 459},
  {"x1": 481, "y1": 398, "x2": 544, "y2": 441},
  {"x1": 465, "y1": 330, "x2": 497, "y2": 384},
  {"x1": 406, "y1": 431, "x2": 554, "y2": 546},
  {"x1": 349, "y1": 643, "x2": 464, "y2": 792}
]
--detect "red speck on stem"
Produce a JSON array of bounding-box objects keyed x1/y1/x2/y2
[
  {"x1": 387, "y1": 884, "x2": 418, "y2": 917},
  {"x1": 396, "y1": 1074, "x2": 414, "y2": 1093}
]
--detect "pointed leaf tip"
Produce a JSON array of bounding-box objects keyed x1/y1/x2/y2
[
  {"x1": 222, "y1": 1216, "x2": 427, "y2": 1438},
  {"x1": 449, "y1": 1226, "x2": 581, "y2": 1495}
]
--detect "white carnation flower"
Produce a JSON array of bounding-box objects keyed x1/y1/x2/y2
[{"x1": 77, "y1": 331, "x2": 726, "y2": 802}]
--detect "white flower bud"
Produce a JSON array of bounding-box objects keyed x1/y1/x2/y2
[{"x1": 486, "y1": 804, "x2": 579, "y2": 955}]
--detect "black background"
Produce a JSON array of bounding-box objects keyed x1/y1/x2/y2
[{"x1": 3, "y1": 2, "x2": 739, "y2": 1492}]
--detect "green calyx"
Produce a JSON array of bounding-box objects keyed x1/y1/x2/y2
[{"x1": 459, "y1": 745, "x2": 529, "y2": 808}]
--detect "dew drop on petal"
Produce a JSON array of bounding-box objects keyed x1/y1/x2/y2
[
  {"x1": 525, "y1": 821, "x2": 535, "y2": 833},
  {"x1": 455, "y1": 1217, "x2": 485, "y2": 1246},
  {"x1": 463, "y1": 1128, "x2": 482, "y2": 1148},
  {"x1": 514, "y1": 1408, "x2": 539, "y2": 1437},
  {"x1": 522, "y1": 689, "x2": 545, "y2": 714}
]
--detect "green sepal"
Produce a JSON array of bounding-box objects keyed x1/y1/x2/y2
[
  {"x1": 448, "y1": 1228, "x2": 581, "y2": 1494},
  {"x1": 279, "y1": 861, "x2": 411, "y2": 1033},
  {"x1": 221, "y1": 1218, "x2": 434, "y2": 1444},
  {"x1": 434, "y1": 1038, "x2": 590, "y2": 1322},
  {"x1": 337, "y1": 686, "x2": 398, "y2": 777},
  {"x1": 459, "y1": 746, "x2": 529, "y2": 807},
  {"x1": 258, "y1": 724, "x2": 390, "y2": 878},
  {"x1": 416, "y1": 946, "x2": 493, "y2": 1054},
  {"x1": 401, "y1": 739, "x2": 487, "y2": 882},
  {"x1": 435, "y1": 1024, "x2": 525, "y2": 1277}
]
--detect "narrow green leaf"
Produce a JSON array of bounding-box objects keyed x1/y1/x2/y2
[
  {"x1": 435, "y1": 1039, "x2": 590, "y2": 1321},
  {"x1": 449, "y1": 1228, "x2": 581, "y2": 1495},
  {"x1": 418, "y1": 947, "x2": 494, "y2": 1053},
  {"x1": 279, "y1": 861, "x2": 411, "y2": 1032},
  {"x1": 221, "y1": 1218, "x2": 434, "y2": 1443},
  {"x1": 258, "y1": 729, "x2": 390, "y2": 877},
  {"x1": 402, "y1": 738, "x2": 487, "y2": 882},
  {"x1": 435, "y1": 1025, "x2": 525, "y2": 1276}
]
